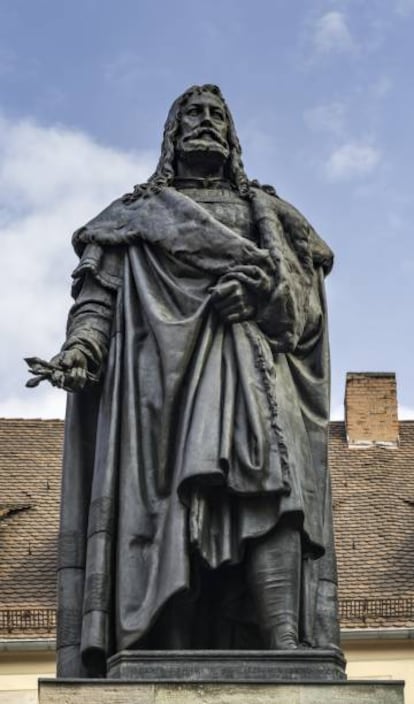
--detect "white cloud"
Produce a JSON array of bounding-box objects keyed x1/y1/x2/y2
[
  {"x1": 313, "y1": 11, "x2": 355, "y2": 54},
  {"x1": 303, "y1": 102, "x2": 346, "y2": 136},
  {"x1": 0, "y1": 388, "x2": 65, "y2": 419},
  {"x1": 325, "y1": 142, "x2": 381, "y2": 181},
  {"x1": 0, "y1": 114, "x2": 155, "y2": 418},
  {"x1": 399, "y1": 405, "x2": 414, "y2": 420}
]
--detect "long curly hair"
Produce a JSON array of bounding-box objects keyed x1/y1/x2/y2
[{"x1": 123, "y1": 84, "x2": 276, "y2": 203}]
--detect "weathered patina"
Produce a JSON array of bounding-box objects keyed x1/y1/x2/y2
[{"x1": 27, "y1": 85, "x2": 340, "y2": 678}]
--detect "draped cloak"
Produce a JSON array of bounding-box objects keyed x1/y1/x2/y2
[{"x1": 56, "y1": 185, "x2": 340, "y2": 677}]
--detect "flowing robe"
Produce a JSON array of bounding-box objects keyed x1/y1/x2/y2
[{"x1": 56, "y1": 185, "x2": 339, "y2": 677}]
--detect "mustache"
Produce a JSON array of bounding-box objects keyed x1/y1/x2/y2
[{"x1": 182, "y1": 128, "x2": 228, "y2": 149}]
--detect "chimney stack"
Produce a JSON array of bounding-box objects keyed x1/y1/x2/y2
[{"x1": 345, "y1": 373, "x2": 399, "y2": 448}]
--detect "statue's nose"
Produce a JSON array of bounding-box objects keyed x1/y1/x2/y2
[{"x1": 201, "y1": 109, "x2": 213, "y2": 124}]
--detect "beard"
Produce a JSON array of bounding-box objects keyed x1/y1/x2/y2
[{"x1": 177, "y1": 128, "x2": 230, "y2": 162}]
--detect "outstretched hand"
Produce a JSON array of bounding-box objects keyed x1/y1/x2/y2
[
  {"x1": 25, "y1": 348, "x2": 91, "y2": 392},
  {"x1": 49, "y1": 349, "x2": 89, "y2": 391},
  {"x1": 210, "y1": 279, "x2": 256, "y2": 324}
]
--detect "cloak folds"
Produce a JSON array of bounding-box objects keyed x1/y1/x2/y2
[{"x1": 56, "y1": 187, "x2": 339, "y2": 677}]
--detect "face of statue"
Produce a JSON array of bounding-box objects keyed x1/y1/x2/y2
[{"x1": 176, "y1": 92, "x2": 230, "y2": 167}]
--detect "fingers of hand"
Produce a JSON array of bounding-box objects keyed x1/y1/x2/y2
[
  {"x1": 50, "y1": 348, "x2": 87, "y2": 371},
  {"x1": 210, "y1": 279, "x2": 256, "y2": 322},
  {"x1": 68, "y1": 366, "x2": 87, "y2": 390},
  {"x1": 50, "y1": 369, "x2": 66, "y2": 389},
  {"x1": 49, "y1": 353, "x2": 65, "y2": 368},
  {"x1": 50, "y1": 366, "x2": 86, "y2": 391},
  {"x1": 61, "y1": 350, "x2": 86, "y2": 369},
  {"x1": 211, "y1": 280, "x2": 241, "y2": 304},
  {"x1": 222, "y1": 304, "x2": 255, "y2": 324},
  {"x1": 211, "y1": 281, "x2": 247, "y2": 314}
]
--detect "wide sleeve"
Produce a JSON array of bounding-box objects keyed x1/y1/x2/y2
[
  {"x1": 251, "y1": 189, "x2": 333, "y2": 357},
  {"x1": 61, "y1": 243, "x2": 123, "y2": 377}
]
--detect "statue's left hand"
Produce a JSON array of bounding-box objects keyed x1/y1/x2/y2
[{"x1": 210, "y1": 279, "x2": 256, "y2": 323}]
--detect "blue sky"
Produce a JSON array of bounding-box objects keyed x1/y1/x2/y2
[{"x1": 1, "y1": 0, "x2": 413, "y2": 419}]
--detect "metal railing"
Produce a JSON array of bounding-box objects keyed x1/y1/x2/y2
[
  {"x1": 0, "y1": 599, "x2": 412, "y2": 633},
  {"x1": 339, "y1": 598, "x2": 414, "y2": 621},
  {"x1": 0, "y1": 608, "x2": 56, "y2": 633}
]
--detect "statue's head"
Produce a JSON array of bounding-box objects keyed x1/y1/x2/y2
[
  {"x1": 124, "y1": 84, "x2": 252, "y2": 201},
  {"x1": 174, "y1": 85, "x2": 231, "y2": 169}
]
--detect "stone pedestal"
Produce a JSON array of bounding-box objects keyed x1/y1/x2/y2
[
  {"x1": 39, "y1": 650, "x2": 404, "y2": 703},
  {"x1": 107, "y1": 649, "x2": 346, "y2": 682},
  {"x1": 39, "y1": 679, "x2": 405, "y2": 704}
]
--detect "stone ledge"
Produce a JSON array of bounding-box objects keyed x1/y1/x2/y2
[
  {"x1": 107, "y1": 649, "x2": 346, "y2": 682},
  {"x1": 38, "y1": 679, "x2": 405, "y2": 704}
]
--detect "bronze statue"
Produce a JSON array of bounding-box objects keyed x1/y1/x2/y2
[{"x1": 27, "y1": 85, "x2": 340, "y2": 678}]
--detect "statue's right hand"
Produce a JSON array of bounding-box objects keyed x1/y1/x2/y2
[{"x1": 49, "y1": 348, "x2": 89, "y2": 391}]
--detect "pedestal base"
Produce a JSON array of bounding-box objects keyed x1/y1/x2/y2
[
  {"x1": 38, "y1": 679, "x2": 405, "y2": 704},
  {"x1": 107, "y1": 649, "x2": 346, "y2": 682}
]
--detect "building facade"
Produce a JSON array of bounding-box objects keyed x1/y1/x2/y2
[{"x1": 0, "y1": 373, "x2": 413, "y2": 703}]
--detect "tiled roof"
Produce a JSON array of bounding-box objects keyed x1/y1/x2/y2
[
  {"x1": 0, "y1": 419, "x2": 62, "y2": 638},
  {"x1": 329, "y1": 420, "x2": 414, "y2": 629},
  {"x1": 0, "y1": 417, "x2": 413, "y2": 638}
]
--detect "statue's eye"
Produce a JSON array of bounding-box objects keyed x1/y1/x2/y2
[
  {"x1": 212, "y1": 110, "x2": 225, "y2": 121},
  {"x1": 186, "y1": 107, "x2": 200, "y2": 116}
]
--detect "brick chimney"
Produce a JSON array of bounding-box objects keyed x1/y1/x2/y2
[{"x1": 345, "y1": 373, "x2": 399, "y2": 448}]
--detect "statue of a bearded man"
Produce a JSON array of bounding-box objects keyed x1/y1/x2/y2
[{"x1": 28, "y1": 84, "x2": 340, "y2": 678}]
